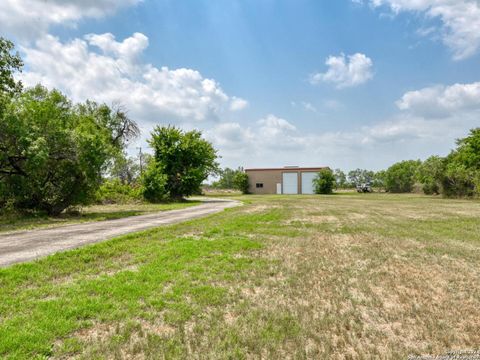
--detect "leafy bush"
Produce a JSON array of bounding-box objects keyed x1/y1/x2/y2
[
  {"x1": 141, "y1": 164, "x2": 168, "y2": 203},
  {"x1": 384, "y1": 160, "x2": 421, "y2": 193},
  {"x1": 95, "y1": 179, "x2": 142, "y2": 204},
  {"x1": 313, "y1": 169, "x2": 335, "y2": 194},
  {"x1": 441, "y1": 128, "x2": 480, "y2": 198},
  {"x1": 233, "y1": 171, "x2": 249, "y2": 194},
  {"x1": 441, "y1": 161, "x2": 477, "y2": 198},
  {"x1": 416, "y1": 156, "x2": 445, "y2": 195}
]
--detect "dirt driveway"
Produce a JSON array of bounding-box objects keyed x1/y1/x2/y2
[{"x1": 0, "y1": 198, "x2": 239, "y2": 267}]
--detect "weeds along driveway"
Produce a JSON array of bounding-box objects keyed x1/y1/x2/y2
[{"x1": 0, "y1": 198, "x2": 240, "y2": 267}]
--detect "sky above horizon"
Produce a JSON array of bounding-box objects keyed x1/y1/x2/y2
[{"x1": 1, "y1": 0, "x2": 480, "y2": 171}]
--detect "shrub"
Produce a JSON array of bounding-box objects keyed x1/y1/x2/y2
[
  {"x1": 233, "y1": 171, "x2": 249, "y2": 194},
  {"x1": 95, "y1": 179, "x2": 141, "y2": 204},
  {"x1": 141, "y1": 164, "x2": 168, "y2": 203},
  {"x1": 441, "y1": 161, "x2": 477, "y2": 198},
  {"x1": 441, "y1": 128, "x2": 480, "y2": 198},
  {"x1": 416, "y1": 156, "x2": 445, "y2": 195},
  {"x1": 384, "y1": 160, "x2": 421, "y2": 193},
  {"x1": 313, "y1": 168, "x2": 335, "y2": 194}
]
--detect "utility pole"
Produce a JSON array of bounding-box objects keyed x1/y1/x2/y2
[{"x1": 136, "y1": 147, "x2": 143, "y2": 175}]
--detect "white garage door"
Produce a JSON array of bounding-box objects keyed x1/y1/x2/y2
[
  {"x1": 301, "y1": 172, "x2": 317, "y2": 194},
  {"x1": 282, "y1": 172, "x2": 298, "y2": 194}
]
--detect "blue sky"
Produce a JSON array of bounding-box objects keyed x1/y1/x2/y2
[{"x1": 1, "y1": 0, "x2": 480, "y2": 170}]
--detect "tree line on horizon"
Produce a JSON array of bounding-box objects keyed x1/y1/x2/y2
[{"x1": 213, "y1": 128, "x2": 480, "y2": 197}]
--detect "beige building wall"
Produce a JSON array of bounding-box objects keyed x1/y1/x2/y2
[
  {"x1": 245, "y1": 167, "x2": 326, "y2": 194},
  {"x1": 245, "y1": 169, "x2": 283, "y2": 194}
]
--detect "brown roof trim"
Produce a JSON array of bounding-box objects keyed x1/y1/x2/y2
[{"x1": 245, "y1": 167, "x2": 328, "y2": 172}]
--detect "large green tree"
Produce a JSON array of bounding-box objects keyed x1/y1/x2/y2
[
  {"x1": 347, "y1": 168, "x2": 374, "y2": 187},
  {"x1": 441, "y1": 128, "x2": 480, "y2": 197},
  {"x1": 213, "y1": 167, "x2": 248, "y2": 191},
  {"x1": 0, "y1": 86, "x2": 138, "y2": 214},
  {"x1": 0, "y1": 37, "x2": 23, "y2": 99},
  {"x1": 416, "y1": 156, "x2": 445, "y2": 195},
  {"x1": 143, "y1": 126, "x2": 218, "y2": 201},
  {"x1": 384, "y1": 160, "x2": 421, "y2": 193}
]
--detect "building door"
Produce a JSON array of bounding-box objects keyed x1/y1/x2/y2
[
  {"x1": 282, "y1": 172, "x2": 298, "y2": 194},
  {"x1": 276, "y1": 183, "x2": 282, "y2": 194},
  {"x1": 301, "y1": 172, "x2": 317, "y2": 194}
]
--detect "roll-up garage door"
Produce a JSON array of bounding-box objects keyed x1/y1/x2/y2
[
  {"x1": 301, "y1": 172, "x2": 317, "y2": 194},
  {"x1": 282, "y1": 172, "x2": 298, "y2": 194}
]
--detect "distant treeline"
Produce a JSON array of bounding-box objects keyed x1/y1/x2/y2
[
  {"x1": 332, "y1": 127, "x2": 479, "y2": 197},
  {"x1": 213, "y1": 127, "x2": 479, "y2": 198}
]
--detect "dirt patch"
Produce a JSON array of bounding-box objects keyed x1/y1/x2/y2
[
  {"x1": 54, "y1": 318, "x2": 177, "y2": 359},
  {"x1": 290, "y1": 215, "x2": 339, "y2": 224},
  {"x1": 242, "y1": 204, "x2": 280, "y2": 214}
]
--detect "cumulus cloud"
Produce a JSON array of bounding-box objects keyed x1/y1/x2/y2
[
  {"x1": 310, "y1": 53, "x2": 373, "y2": 89},
  {"x1": 358, "y1": 0, "x2": 480, "y2": 60},
  {"x1": 230, "y1": 97, "x2": 249, "y2": 111},
  {"x1": 0, "y1": 0, "x2": 140, "y2": 40},
  {"x1": 208, "y1": 97, "x2": 478, "y2": 170},
  {"x1": 302, "y1": 102, "x2": 317, "y2": 112},
  {"x1": 396, "y1": 82, "x2": 480, "y2": 118},
  {"x1": 19, "y1": 33, "x2": 247, "y2": 126}
]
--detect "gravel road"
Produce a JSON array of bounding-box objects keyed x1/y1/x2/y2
[{"x1": 0, "y1": 198, "x2": 239, "y2": 268}]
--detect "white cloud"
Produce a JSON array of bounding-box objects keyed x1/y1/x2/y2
[
  {"x1": 310, "y1": 53, "x2": 374, "y2": 89},
  {"x1": 301, "y1": 102, "x2": 317, "y2": 112},
  {"x1": 207, "y1": 122, "x2": 254, "y2": 150},
  {"x1": 230, "y1": 97, "x2": 249, "y2": 111},
  {"x1": 0, "y1": 0, "x2": 140, "y2": 40},
  {"x1": 258, "y1": 114, "x2": 296, "y2": 132},
  {"x1": 19, "y1": 33, "x2": 247, "y2": 126},
  {"x1": 359, "y1": 0, "x2": 480, "y2": 60},
  {"x1": 396, "y1": 82, "x2": 480, "y2": 118},
  {"x1": 209, "y1": 98, "x2": 478, "y2": 170}
]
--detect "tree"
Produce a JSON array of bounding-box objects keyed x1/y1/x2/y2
[
  {"x1": 333, "y1": 169, "x2": 347, "y2": 189},
  {"x1": 0, "y1": 37, "x2": 23, "y2": 100},
  {"x1": 0, "y1": 86, "x2": 138, "y2": 214},
  {"x1": 416, "y1": 156, "x2": 445, "y2": 195},
  {"x1": 453, "y1": 128, "x2": 480, "y2": 171},
  {"x1": 143, "y1": 126, "x2": 219, "y2": 201},
  {"x1": 347, "y1": 169, "x2": 374, "y2": 187},
  {"x1": 384, "y1": 160, "x2": 421, "y2": 193},
  {"x1": 233, "y1": 171, "x2": 249, "y2": 194},
  {"x1": 436, "y1": 128, "x2": 480, "y2": 198},
  {"x1": 109, "y1": 152, "x2": 141, "y2": 185},
  {"x1": 313, "y1": 168, "x2": 335, "y2": 194},
  {"x1": 441, "y1": 160, "x2": 477, "y2": 198},
  {"x1": 213, "y1": 167, "x2": 237, "y2": 189}
]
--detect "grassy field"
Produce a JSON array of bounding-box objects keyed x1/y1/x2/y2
[
  {"x1": 0, "y1": 201, "x2": 200, "y2": 233},
  {"x1": 0, "y1": 194, "x2": 479, "y2": 359}
]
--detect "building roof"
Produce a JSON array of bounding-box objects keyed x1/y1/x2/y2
[{"x1": 244, "y1": 166, "x2": 328, "y2": 172}]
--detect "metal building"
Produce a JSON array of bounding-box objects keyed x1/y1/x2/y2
[{"x1": 244, "y1": 166, "x2": 327, "y2": 194}]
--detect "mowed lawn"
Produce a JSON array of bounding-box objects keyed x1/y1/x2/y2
[{"x1": 1, "y1": 194, "x2": 479, "y2": 359}]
